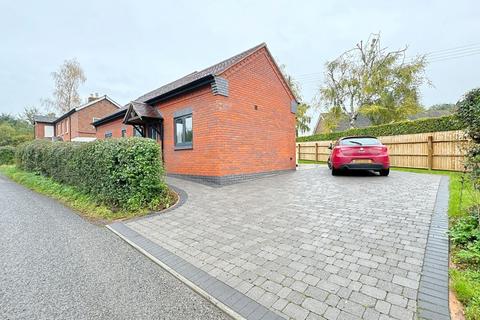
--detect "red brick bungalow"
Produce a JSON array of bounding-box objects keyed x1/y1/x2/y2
[
  {"x1": 93, "y1": 43, "x2": 298, "y2": 184},
  {"x1": 34, "y1": 95, "x2": 121, "y2": 142}
]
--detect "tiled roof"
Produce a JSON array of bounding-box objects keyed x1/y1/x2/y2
[
  {"x1": 135, "y1": 43, "x2": 266, "y2": 103},
  {"x1": 34, "y1": 95, "x2": 121, "y2": 125},
  {"x1": 130, "y1": 101, "x2": 162, "y2": 119},
  {"x1": 33, "y1": 115, "x2": 56, "y2": 123}
]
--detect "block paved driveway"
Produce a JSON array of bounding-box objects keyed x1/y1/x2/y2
[{"x1": 126, "y1": 167, "x2": 442, "y2": 320}]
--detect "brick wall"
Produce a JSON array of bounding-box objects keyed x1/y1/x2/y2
[
  {"x1": 55, "y1": 117, "x2": 71, "y2": 141},
  {"x1": 217, "y1": 47, "x2": 296, "y2": 175},
  {"x1": 95, "y1": 117, "x2": 134, "y2": 139},
  {"x1": 75, "y1": 99, "x2": 118, "y2": 139},
  {"x1": 34, "y1": 122, "x2": 54, "y2": 139},
  {"x1": 156, "y1": 47, "x2": 295, "y2": 177},
  {"x1": 153, "y1": 86, "x2": 224, "y2": 176},
  {"x1": 35, "y1": 122, "x2": 45, "y2": 139}
]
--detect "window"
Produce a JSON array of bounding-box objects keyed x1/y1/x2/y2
[
  {"x1": 340, "y1": 137, "x2": 382, "y2": 146},
  {"x1": 105, "y1": 131, "x2": 113, "y2": 139},
  {"x1": 134, "y1": 127, "x2": 143, "y2": 137},
  {"x1": 121, "y1": 128, "x2": 127, "y2": 138},
  {"x1": 174, "y1": 114, "x2": 192, "y2": 149},
  {"x1": 148, "y1": 125, "x2": 157, "y2": 140}
]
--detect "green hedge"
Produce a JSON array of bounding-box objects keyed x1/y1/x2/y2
[
  {"x1": 0, "y1": 146, "x2": 15, "y2": 164},
  {"x1": 297, "y1": 115, "x2": 464, "y2": 142},
  {"x1": 15, "y1": 138, "x2": 169, "y2": 211}
]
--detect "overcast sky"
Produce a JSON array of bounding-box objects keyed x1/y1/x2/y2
[{"x1": 1, "y1": 0, "x2": 479, "y2": 131}]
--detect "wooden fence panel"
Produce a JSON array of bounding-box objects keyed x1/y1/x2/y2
[{"x1": 297, "y1": 130, "x2": 469, "y2": 171}]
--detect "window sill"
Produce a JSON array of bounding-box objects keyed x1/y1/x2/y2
[{"x1": 174, "y1": 145, "x2": 193, "y2": 151}]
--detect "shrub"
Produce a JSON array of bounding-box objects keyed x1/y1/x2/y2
[
  {"x1": 451, "y1": 206, "x2": 480, "y2": 268},
  {"x1": 15, "y1": 138, "x2": 169, "y2": 211},
  {"x1": 297, "y1": 115, "x2": 463, "y2": 142},
  {"x1": 456, "y1": 240, "x2": 480, "y2": 267},
  {"x1": 457, "y1": 88, "x2": 480, "y2": 190},
  {"x1": 457, "y1": 88, "x2": 480, "y2": 143},
  {"x1": 0, "y1": 146, "x2": 15, "y2": 164},
  {"x1": 451, "y1": 207, "x2": 480, "y2": 246}
]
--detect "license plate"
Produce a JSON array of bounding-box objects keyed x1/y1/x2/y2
[{"x1": 352, "y1": 159, "x2": 372, "y2": 164}]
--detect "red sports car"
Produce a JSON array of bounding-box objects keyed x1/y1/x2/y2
[{"x1": 327, "y1": 136, "x2": 390, "y2": 176}]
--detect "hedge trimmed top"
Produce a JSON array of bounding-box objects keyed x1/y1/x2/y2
[
  {"x1": 297, "y1": 115, "x2": 464, "y2": 142},
  {"x1": 15, "y1": 138, "x2": 169, "y2": 212}
]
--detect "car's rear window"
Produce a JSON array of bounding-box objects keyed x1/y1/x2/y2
[{"x1": 340, "y1": 137, "x2": 382, "y2": 146}]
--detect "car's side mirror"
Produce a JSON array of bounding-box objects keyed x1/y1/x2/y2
[{"x1": 328, "y1": 143, "x2": 333, "y2": 150}]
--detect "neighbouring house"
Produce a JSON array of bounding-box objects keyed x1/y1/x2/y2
[
  {"x1": 93, "y1": 43, "x2": 298, "y2": 184},
  {"x1": 33, "y1": 115, "x2": 57, "y2": 140},
  {"x1": 34, "y1": 95, "x2": 121, "y2": 142},
  {"x1": 313, "y1": 113, "x2": 371, "y2": 134}
]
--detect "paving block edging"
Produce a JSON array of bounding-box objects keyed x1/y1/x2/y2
[
  {"x1": 417, "y1": 176, "x2": 451, "y2": 320},
  {"x1": 107, "y1": 222, "x2": 284, "y2": 320}
]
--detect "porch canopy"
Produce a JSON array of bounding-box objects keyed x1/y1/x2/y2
[
  {"x1": 123, "y1": 101, "x2": 163, "y2": 137},
  {"x1": 123, "y1": 101, "x2": 163, "y2": 125}
]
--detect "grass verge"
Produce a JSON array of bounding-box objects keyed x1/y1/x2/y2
[
  {"x1": 0, "y1": 165, "x2": 177, "y2": 222},
  {"x1": 450, "y1": 269, "x2": 480, "y2": 319}
]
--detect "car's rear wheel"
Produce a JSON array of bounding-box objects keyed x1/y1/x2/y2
[{"x1": 379, "y1": 169, "x2": 390, "y2": 176}]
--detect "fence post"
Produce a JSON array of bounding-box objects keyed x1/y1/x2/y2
[
  {"x1": 315, "y1": 143, "x2": 319, "y2": 162},
  {"x1": 427, "y1": 135, "x2": 433, "y2": 170},
  {"x1": 297, "y1": 144, "x2": 301, "y2": 161}
]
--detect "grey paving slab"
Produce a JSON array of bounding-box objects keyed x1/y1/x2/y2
[{"x1": 122, "y1": 167, "x2": 448, "y2": 319}]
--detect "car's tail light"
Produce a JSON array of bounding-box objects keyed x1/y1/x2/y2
[{"x1": 334, "y1": 147, "x2": 343, "y2": 156}]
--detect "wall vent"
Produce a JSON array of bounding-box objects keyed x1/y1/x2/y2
[{"x1": 290, "y1": 100, "x2": 298, "y2": 114}]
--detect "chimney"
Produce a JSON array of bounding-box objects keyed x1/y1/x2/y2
[{"x1": 88, "y1": 94, "x2": 97, "y2": 103}]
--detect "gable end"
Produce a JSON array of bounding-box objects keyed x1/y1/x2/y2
[{"x1": 219, "y1": 47, "x2": 298, "y2": 104}]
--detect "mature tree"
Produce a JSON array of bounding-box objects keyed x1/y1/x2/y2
[
  {"x1": 280, "y1": 64, "x2": 312, "y2": 136},
  {"x1": 319, "y1": 33, "x2": 428, "y2": 128},
  {"x1": 22, "y1": 106, "x2": 40, "y2": 124},
  {"x1": 46, "y1": 58, "x2": 86, "y2": 114},
  {"x1": 296, "y1": 103, "x2": 312, "y2": 136}
]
